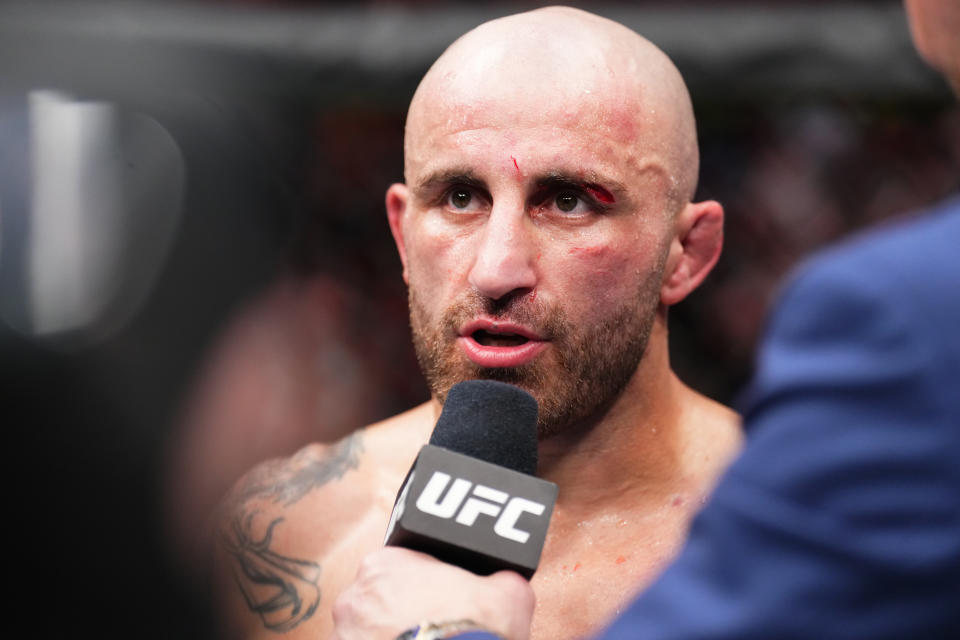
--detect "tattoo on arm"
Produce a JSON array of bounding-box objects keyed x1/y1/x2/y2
[
  {"x1": 223, "y1": 432, "x2": 365, "y2": 632},
  {"x1": 237, "y1": 432, "x2": 364, "y2": 507},
  {"x1": 225, "y1": 512, "x2": 322, "y2": 632}
]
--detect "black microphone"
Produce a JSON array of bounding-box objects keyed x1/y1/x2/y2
[{"x1": 384, "y1": 380, "x2": 558, "y2": 579}]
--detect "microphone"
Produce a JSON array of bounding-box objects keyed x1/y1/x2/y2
[{"x1": 384, "y1": 380, "x2": 558, "y2": 579}]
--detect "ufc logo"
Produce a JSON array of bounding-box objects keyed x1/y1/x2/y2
[{"x1": 414, "y1": 471, "x2": 546, "y2": 543}]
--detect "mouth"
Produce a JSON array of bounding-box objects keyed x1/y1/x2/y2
[
  {"x1": 472, "y1": 329, "x2": 530, "y2": 347},
  {"x1": 457, "y1": 319, "x2": 547, "y2": 367}
]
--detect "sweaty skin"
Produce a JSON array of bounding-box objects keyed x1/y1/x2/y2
[{"x1": 215, "y1": 7, "x2": 741, "y2": 640}]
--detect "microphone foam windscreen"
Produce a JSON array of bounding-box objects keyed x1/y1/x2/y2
[{"x1": 429, "y1": 380, "x2": 539, "y2": 476}]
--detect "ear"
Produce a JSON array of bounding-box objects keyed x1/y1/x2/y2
[
  {"x1": 660, "y1": 200, "x2": 723, "y2": 306},
  {"x1": 386, "y1": 183, "x2": 410, "y2": 284}
]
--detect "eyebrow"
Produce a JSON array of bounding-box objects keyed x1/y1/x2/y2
[{"x1": 415, "y1": 169, "x2": 487, "y2": 194}]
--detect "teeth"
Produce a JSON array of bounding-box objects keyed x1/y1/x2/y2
[{"x1": 474, "y1": 330, "x2": 528, "y2": 347}]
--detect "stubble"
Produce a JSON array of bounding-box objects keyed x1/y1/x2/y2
[{"x1": 409, "y1": 271, "x2": 662, "y2": 439}]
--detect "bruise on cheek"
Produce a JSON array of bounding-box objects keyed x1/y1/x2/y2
[{"x1": 566, "y1": 244, "x2": 637, "y2": 284}]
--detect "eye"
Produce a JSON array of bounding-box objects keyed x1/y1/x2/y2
[
  {"x1": 556, "y1": 192, "x2": 579, "y2": 213},
  {"x1": 530, "y1": 181, "x2": 614, "y2": 220},
  {"x1": 545, "y1": 190, "x2": 592, "y2": 217},
  {"x1": 449, "y1": 189, "x2": 472, "y2": 210}
]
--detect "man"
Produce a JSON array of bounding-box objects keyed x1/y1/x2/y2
[
  {"x1": 331, "y1": 1, "x2": 960, "y2": 638},
  {"x1": 214, "y1": 6, "x2": 742, "y2": 640}
]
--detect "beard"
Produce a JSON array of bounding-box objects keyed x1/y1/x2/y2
[{"x1": 409, "y1": 272, "x2": 662, "y2": 439}]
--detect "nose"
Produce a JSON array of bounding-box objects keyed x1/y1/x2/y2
[{"x1": 467, "y1": 206, "x2": 538, "y2": 301}]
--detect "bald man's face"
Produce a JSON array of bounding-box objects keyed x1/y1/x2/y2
[{"x1": 388, "y1": 38, "x2": 682, "y2": 436}]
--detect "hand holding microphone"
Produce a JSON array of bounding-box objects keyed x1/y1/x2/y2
[
  {"x1": 331, "y1": 546, "x2": 534, "y2": 640},
  {"x1": 333, "y1": 380, "x2": 552, "y2": 639}
]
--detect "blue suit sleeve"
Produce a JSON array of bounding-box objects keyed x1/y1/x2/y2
[{"x1": 601, "y1": 243, "x2": 960, "y2": 639}]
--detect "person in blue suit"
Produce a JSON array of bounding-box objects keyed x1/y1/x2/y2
[{"x1": 329, "y1": 2, "x2": 960, "y2": 638}]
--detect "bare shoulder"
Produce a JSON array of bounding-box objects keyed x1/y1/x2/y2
[
  {"x1": 227, "y1": 433, "x2": 365, "y2": 506},
  {"x1": 678, "y1": 382, "x2": 743, "y2": 486},
  {"x1": 692, "y1": 389, "x2": 741, "y2": 434},
  {"x1": 213, "y1": 403, "x2": 435, "y2": 639}
]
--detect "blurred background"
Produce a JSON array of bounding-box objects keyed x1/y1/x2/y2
[{"x1": 2, "y1": 1, "x2": 956, "y2": 637}]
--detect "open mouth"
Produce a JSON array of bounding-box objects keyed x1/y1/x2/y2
[
  {"x1": 458, "y1": 321, "x2": 546, "y2": 367},
  {"x1": 472, "y1": 330, "x2": 530, "y2": 347}
]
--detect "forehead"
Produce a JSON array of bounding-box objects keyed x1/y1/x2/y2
[
  {"x1": 406, "y1": 79, "x2": 659, "y2": 185},
  {"x1": 403, "y1": 17, "x2": 684, "y2": 194},
  {"x1": 417, "y1": 34, "x2": 647, "y2": 134}
]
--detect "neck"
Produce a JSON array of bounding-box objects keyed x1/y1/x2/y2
[{"x1": 535, "y1": 318, "x2": 699, "y2": 514}]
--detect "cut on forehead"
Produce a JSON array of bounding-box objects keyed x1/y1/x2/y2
[{"x1": 405, "y1": 6, "x2": 699, "y2": 207}]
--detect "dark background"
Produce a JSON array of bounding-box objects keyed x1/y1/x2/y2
[{"x1": 1, "y1": 2, "x2": 956, "y2": 637}]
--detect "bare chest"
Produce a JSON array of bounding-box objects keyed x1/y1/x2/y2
[{"x1": 527, "y1": 506, "x2": 695, "y2": 640}]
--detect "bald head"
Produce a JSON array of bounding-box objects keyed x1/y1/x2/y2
[{"x1": 405, "y1": 6, "x2": 699, "y2": 212}]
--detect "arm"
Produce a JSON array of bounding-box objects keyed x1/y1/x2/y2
[{"x1": 214, "y1": 432, "x2": 372, "y2": 639}]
